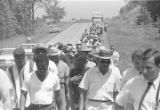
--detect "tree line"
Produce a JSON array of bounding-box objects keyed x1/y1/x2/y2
[
  {"x1": 119, "y1": 0, "x2": 160, "y2": 25},
  {"x1": 0, "y1": 0, "x2": 66, "y2": 39}
]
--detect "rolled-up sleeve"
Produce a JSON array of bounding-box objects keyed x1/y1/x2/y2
[
  {"x1": 79, "y1": 71, "x2": 90, "y2": 90},
  {"x1": 115, "y1": 83, "x2": 131, "y2": 106},
  {"x1": 114, "y1": 72, "x2": 122, "y2": 92}
]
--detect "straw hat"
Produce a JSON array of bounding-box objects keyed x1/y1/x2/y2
[{"x1": 92, "y1": 48, "x2": 113, "y2": 59}]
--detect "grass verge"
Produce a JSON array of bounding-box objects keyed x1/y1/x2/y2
[
  {"x1": 0, "y1": 22, "x2": 72, "y2": 48},
  {"x1": 103, "y1": 20, "x2": 160, "y2": 72}
]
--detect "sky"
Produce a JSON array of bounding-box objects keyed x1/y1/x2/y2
[{"x1": 35, "y1": 0, "x2": 125, "y2": 21}]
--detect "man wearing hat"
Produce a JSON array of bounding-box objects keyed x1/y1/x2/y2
[
  {"x1": 49, "y1": 47, "x2": 70, "y2": 110},
  {"x1": 79, "y1": 48, "x2": 121, "y2": 110},
  {"x1": 32, "y1": 43, "x2": 58, "y2": 75},
  {"x1": 6, "y1": 48, "x2": 27, "y2": 109},
  {"x1": 77, "y1": 44, "x2": 96, "y2": 69}
]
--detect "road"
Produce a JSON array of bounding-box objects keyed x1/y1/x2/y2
[{"x1": 47, "y1": 23, "x2": 91, "y2": 45}]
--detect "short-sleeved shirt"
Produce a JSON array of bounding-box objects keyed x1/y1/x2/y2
[
  {"x1": 57, "y1": 60, "x2": 69, "y2": 83},
  {"x1": 79, "y1": 66, "x2": 121, "y2": 102},
  {"x1": 0, "y1": 69, "x2": 12, "y2": 103},
  {"x1": 121, "y1": 66, "x2": 140, "y2": 89},
  {"x1": 21, "y1": 71, "x2": 60, "y2": 105},
  {"x1": 116, "y1": 74, "x2": 160, "y2": 110}
]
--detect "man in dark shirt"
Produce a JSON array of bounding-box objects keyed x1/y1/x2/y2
[{"x1": 69, "y1": 53, "x2": 89, "y2": 110}]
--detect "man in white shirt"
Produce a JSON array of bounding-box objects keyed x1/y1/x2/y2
[
  {"x1": 20, "y1": 54, "x2": 65, "y2": 110},
  {"x1": 110, "y1": 45, "x2": 120, "y2": 66},
  {"x1": 0, "y1": 69, "x2": 12, "y2": 110},
  {"x1": 49, "y1": 47, "x2": 70, "y2": 110},
  {"x1": 6, "y1": 48, "x2": 27, "y2": 109},
  {"x1": 115, "y1": 48, "x2": 160, "y2": 110},
  {"x1": 79, "y1": 48, "x2": 121, "y2": 110},
  {"x1": 121, "y1": 49, "x2": 143, "y2": 89}
]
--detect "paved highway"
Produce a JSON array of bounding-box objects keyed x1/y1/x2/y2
[{"x1": 47, "y1": 23, "x2": 91, "y2": 45}]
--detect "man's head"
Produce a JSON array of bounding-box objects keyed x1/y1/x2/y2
[
  {"x1": 32, "y1": 43, "x2": 48, "y2": 61},
  {"x1": 13, "y1": 48, "x2": 25, "y2": 68},
  {"x1": 32, "y1": 43, "x2": 48, "y2": 55},
  {"x1": 35, "y1": 54, "x2": 49, "y2": 75},
  {"x1": 132, "y1": 49, "x2": 143, "y2": 72},
  {"x1": 78, "y1": 45, "x2": 92, "y2": 56},
  {"x1": 141, "y1": 48, "x2": 160, "y2": 82},
  {"x1": 56, "y1": 42, "x2": 64, "y2": 50},
  {"x1": 49, "y1": 47, "x2": 60, "y2": 64},
  {"x1": 92, "y1": 49, "x2": 112, "y2": 74},
  {"x1": 73, "y1": 53, "x2": 87, "y2": 69}
]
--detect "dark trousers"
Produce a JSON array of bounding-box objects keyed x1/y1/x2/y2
[{"x1": 25, "y1": 103, "x2": 55, "y2": 110}]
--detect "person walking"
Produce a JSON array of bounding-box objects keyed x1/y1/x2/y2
[
  {"x1": 20, "y1": 54, "x2": 65, "y2": 110},
  {"x1": 115, "y1": 48, "x2": 160, "y2": 110},
  {"x1": 69, "y1": 52, "x2": 89, "y2": 110},
  {"x1": 49, "y1": 47, "x2": 70, "y2": 110},
  {"x1": 121, "y1": 49, "x2": 143, "y2": 89},
  {"x1": 6, "y1": 48, "x2": 27, "y2": 110},
  {"x1": 79, "y1": 48, "x2": 121, "y2": 110}
]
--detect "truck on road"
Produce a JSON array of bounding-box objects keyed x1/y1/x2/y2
[{"x1": 92, "y1": 12, "x2": 103, "y2": 23}]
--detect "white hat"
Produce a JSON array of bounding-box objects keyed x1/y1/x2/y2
[{"x1": 49, "y1": 47, "x2": 60, "y2": 56}]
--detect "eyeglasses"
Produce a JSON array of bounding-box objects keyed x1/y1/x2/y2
[{"x1": 99, "y1": 59, "x2": 111, "y2": 64}]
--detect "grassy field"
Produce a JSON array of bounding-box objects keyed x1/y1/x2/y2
[
  {"x1": 103, "y1": 19, "x2": 160, "y2": 72},
  {"x1": 0, "y1": 22, "x2": 71, "y2": 48}
]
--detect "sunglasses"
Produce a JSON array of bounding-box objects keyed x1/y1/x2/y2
[{"x1": 99, "y1": 59, "x2": 111, "y2": 64}]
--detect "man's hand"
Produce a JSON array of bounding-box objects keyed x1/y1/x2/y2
[{"x1": 70, "y1": 75, "x2": 82, "y2": 82}]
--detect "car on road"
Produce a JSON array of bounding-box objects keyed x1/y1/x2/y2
[
  {"x1": 19, "y1": 43, "x2": 37, "y2": 60},
  {"x1": 49, "y1": 25, "x2": 61, "y2": 33},
  {"x1": 0, "y1": 48, "x2": 15, "y2": 70}
]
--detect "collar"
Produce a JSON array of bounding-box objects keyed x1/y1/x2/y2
[
  {"x1": 144, "y1": 73, "x2": 160, "y2": 89},
  {"x1": 153, "y1": 73, "x2": 160, "y2": 89},
  {"x1": 95, "y1": 66, "x2": 112, "y2": 76}
]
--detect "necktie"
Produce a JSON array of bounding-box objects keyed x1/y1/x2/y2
[{"x1": 138, "y1": 82, "x2": 153, "y2": 110}]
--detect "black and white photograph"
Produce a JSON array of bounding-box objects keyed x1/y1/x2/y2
[{"x1": 0, "y1": 0, "x2": 160, "y2": 110}]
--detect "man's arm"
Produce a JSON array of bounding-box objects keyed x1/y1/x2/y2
[
  {"x1": 79, "y1": 88, "x2": 87, "y2": 110},
  {"x1": 65, "y1": 76, "x2": 70, "y2": 110},
  {"x1": 20, "y1": 90, "x2": 27, "y2": 110},
  {"x1": 55, "y1": 90, "x2": 65, "y2": 110}
]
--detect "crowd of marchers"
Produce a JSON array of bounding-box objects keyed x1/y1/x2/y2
[{"x1": 0, "y1": 22, "x2": 160, "y2": 110}]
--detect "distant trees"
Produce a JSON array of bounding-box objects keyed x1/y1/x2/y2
[
  {"x1": 0, "y1": 0, "x2": 22, "y2": 38},
  {"x1": 45, "y1": 0, "x2": 66, "y2": 23},
  {"x1": 120, "y1": 0, "x2": 160, "y2": 25},
  {"x1": 145, "y1": 1, "x2": 160, "y2": 22},
  {"x1": 0, "y1": 0, "x2": 66, "y2": 39}
]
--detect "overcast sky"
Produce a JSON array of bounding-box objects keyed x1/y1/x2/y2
[{"x1": 35, "y1": 0, "x2": 125, "y2": 21}]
